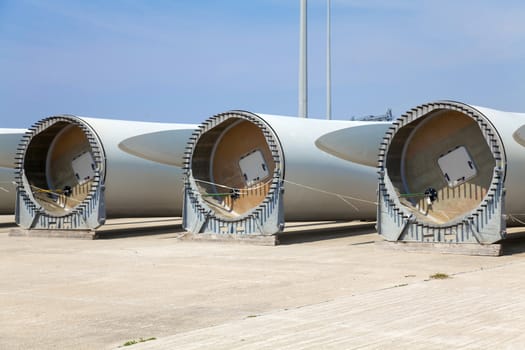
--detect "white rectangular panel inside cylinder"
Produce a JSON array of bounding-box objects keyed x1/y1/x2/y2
[
  {"x1": 437, "y1": 146, "x2": 477, "y2": 187},
  {"x1": 239, "y1": 149, "x2": 269, "y2": 187},
  {"x1": 72, "y1": 151, "x2": 96, "y2": 185}
]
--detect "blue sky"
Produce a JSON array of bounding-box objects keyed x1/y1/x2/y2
[{"x1": 1, "y1": 0, "x2": 525, "y2": 127}]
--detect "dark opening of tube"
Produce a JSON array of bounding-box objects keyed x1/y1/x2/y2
[
  {"x1": 191, "y1": 118, "x2": 276, "y2": 219},
  {"x1": 386, "y1": 109, "x2": 495, "y2": 224},
  {"x1": 24, "y1": 122, "x2": 96, "y2": 216}
]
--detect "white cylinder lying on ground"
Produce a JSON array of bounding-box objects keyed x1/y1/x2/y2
[
  {"x1": 378, "y1": 100, "x2": 525, "y2": 244},
  {"x1": 183, "y1": 110, "x2": 390, "y2": 236},
  {"x1": 15, "y1": 115, "x2": 196, "y2": 230},
  {"x1": 0, "y1": 129, "x2": 27, "y2": 214},
  {"x1": 0, "y1": 167, "x2": 17, "y2": 215}
]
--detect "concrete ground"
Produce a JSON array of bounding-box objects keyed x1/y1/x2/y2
[{"x1": 1, "y1": 215, "x2": 525, "y2": 349}]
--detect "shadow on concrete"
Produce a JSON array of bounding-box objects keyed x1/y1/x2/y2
[
  {"x1": 102, "y1": 218, "x2": 178, "y2": 227},
  {"x1": 500, "y1": 231, "x2": 525, "y2": 256},
  {"x1": 277, "y1": 222, "x2": 376, "y2": 245},
  {"x1": 0, "y1": 221, "x2": 17, "y2": 228},
  {"x1": 97, "y1": 224, "x2": 185, "y2": 239}
]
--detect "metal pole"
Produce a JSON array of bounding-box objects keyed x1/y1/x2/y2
[
  {"x1": 326, "y1": 0, "x2": 332, "y2": 120},
  {"x1": 299, "y1": 0, "x2": 308, "y2": 118}
]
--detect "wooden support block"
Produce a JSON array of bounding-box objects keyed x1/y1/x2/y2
[
  {"x1": 375, "y1": 240, "x2": 502, "y2": 256},
  {"x1": 181, "y1": 232, "x2": 278, "y2": 246},
  {"x1": 9, "y1": 228, "x2": 98, "y2": 240}
]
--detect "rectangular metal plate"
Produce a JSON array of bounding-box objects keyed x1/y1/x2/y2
[
  {"x1": 72, "y1": 151, "x2": 96, "y2": 185},
  {"x1": 238, "y1": 149, "x2": 269, "y2": 187},
  {"x1": 437, "y1": 146, "x2": 477, "y2": 187}
]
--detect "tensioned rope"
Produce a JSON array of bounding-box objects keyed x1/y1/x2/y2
[
  {"x1": 282, "y1": 179, "x2": 377, "y2": 211},
  {"x1": 192, "y1": 177, "x2": 377, "y2": 211},
  {"x1": 0, "y1": 181, "x2": 16, "y2": 193},
  {"x1": 29, "y1": 184, "x2": 84, "y2": 204},
  {"x1": 193, "y1": 178, "x2": 274, "y2": 194},
  {"x1": 507, "y1": 214, "x2": 525, "y2": 226}
]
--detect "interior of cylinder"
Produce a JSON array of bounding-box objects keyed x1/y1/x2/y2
[
  {"x1": 386, "y1": 110, "x2": 495, "y2": 224},
  {"x1": 191, "y1": 118, "x2": 276, "y2": 219},
  {"x1": 24, "y1": 122, "x2": 96, "y2": 216}
]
